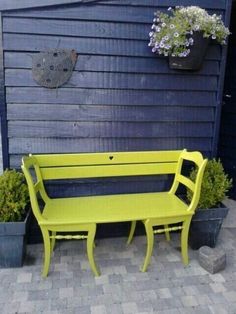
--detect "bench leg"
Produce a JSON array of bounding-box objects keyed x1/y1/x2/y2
[
  {"x1": 164, "y1": 224, "x2": 170, "y2": 241},
  {"x1": 87, "y1": 224, "x2": 100, "y2": 276},
  {"x1": 127, "y1": 221, "x2": 137, "y2": 245},
  {"x1": 181, "y1": 218, "x2": 191, "y2": 266},
  {"x1": 41, "y1": 227, "x2": 51, "y2": 277},
  {"x1": 141, "y1": 220, "x2": 154, "y2": 272},
  {"x1": 51, "y1": 231, "x2": 56, "y2": 252}
]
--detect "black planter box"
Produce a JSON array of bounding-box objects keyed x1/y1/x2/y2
[
  {"x1": 0, "y1": 211, "x2": 30, "y2": 267},
  {"x1": 189, "y1": 205, "x2": 229, "y2": 250},
  {"x1": 169, "y1": 32, "x2": 209, "y2": 71}
]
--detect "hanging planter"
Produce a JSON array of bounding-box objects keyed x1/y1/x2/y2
[
  {"x1": 149, "y1": 6, "x2": 230, "y2": 71},
  {"x1": 169, "y1": 32, "x2": 209, "y2": 70}
]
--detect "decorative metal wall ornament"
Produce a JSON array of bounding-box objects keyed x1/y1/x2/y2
[{"x1": 32, "y1": 49, "x2": 77, "y2": 88}]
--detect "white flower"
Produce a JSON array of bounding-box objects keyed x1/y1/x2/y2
[
  {"x1": 162, "y1": 23, "x2": 166, "y2": 27},
  {"x1": 189, "y1": 38, "x2": 194, "y2": 44},
  {"x1": 174, "y1": 32, "x2": 179, "y2": 37},
  {"x1": 212, "y1": 35, "x2": 216, "y2": 39},
  {"x1": 149, "y1": 32, "x2": 154, "y2": 37},
  {"x1": 170, "y1": 24, "x2": 175, "y2": 29}
]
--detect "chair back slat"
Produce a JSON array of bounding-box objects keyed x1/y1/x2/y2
[
  {"x1": 33, "y1": 150, "x2": 182, "y2": 167},
  {"x1": 40, "y1": 162, "x2": 178, "y2": 180}
]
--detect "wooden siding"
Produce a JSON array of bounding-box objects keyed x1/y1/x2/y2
[
  {"x1": 1, "y1": 0, "x2": 230, "y2": 171},
  {"x1": 218, "y1": 2, "x2": 236, "y2": 198}
]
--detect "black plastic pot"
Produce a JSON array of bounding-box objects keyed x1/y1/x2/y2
[
  {"x1": 169, "y1": 32, "x2": 209, "y2": 71},
  {"x1": 189, "y1": 204, "x2": 229, "y2": 250},
  {"x1": 0, "y1": 211, "x2": 30, "y2": 267}
]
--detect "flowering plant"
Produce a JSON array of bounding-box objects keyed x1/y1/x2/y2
[{"x1": 149, "y1": 6, "x2": 230, "y2": 57}]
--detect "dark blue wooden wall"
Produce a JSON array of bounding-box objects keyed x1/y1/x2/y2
[
  {"x1": 219, "y1": 1, "x2": 236, "y2": 199},
  {"x1": 1, "y1": 0, "x2": 231, "y2": 172}
]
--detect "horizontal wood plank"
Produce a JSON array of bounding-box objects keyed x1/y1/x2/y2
[
  {"x1": 3, "y1": 4, "x2": 225, "y2": 23},
  {"x1": 4, "y1": 52, "x2": 220, "y2": 76},
  {"x1": 7, "y1": 103, "x2": 215, "y2": 122},
  {"x1": 5, "y1": 69, "x2": 218, "y2": 91},
  {"x1": 3, "y1": 33, "x2": 222, "y2": 60},
  {"x1": 8, "y1": 121, "x2": 213, "y2": 138},
  {"x1": 9, "y1": 137, "x2": 212, "y2": 154},
  {"x1": 6, "y1": 87, "x2": 216, "y2": 106},
  {"x1": 0, "y1": 0, "x2": 226, "y2": 11},
  {"x1": 98, "y1": 0, "x2": 226, "y2": 9},
  {"x1": 0, "y1": 0, "x2": 97, "y2": 11},
  {"x1": 32, "y1": 150, "x2": 181, "y2": 166},
  {"x1": 3, "y1": 17, "x2": 150, "y2": 40},
  {"x1": 40, "y1": 163, "x2": 178, "y2": 180}
]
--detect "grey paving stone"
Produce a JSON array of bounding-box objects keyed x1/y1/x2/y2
[
  {"x1": 50, "y1": 298, "x2": 68, "y2": 311},
  {"x1": 28, "y1": 288, "x2": 59, "y2": 301},
  {"x1": 199, "y1": 246, "x2": 226, "y2": 274},
  {"x1": 3, "y1": 301, "x2": 20, "y2": 314},
  {"x1": 156, "y1": 309, "x2": 181, "y2": 314},
  {"x1": 181, "y1": 295, "x2": 199, "y2": 307}
]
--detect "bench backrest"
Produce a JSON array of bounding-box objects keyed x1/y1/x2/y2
[{"x1": 28, "y1": 150, "x2": 182, "y2": 180}]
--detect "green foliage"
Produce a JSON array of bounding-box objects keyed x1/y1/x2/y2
[
  {"x1": 187, "y1": 159, "x2": 233, "y2": 209},
  {"x1": 0, "y1": 169, "x2": 29, "y2": 222}
]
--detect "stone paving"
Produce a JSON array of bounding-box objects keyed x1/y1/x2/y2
[{"x1": 1, "y1": 210, "x2": 236, "y2": 313}]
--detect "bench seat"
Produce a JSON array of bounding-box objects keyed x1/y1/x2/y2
[{"x1": 42, "y1": 192, "x2": 189, "y2": 226}]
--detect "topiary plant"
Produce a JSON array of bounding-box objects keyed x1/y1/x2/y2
[
  {"x1": 0, "y1": 169, "x2": 29, "y2": 222},
  {"x1": 187, "y1": 159, "x2": 232, "y2": 209}
]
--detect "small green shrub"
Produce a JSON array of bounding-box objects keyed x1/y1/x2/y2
[
  {"x1": 187, "y1": 159, "x2": 233, "y2": 209},
  {"x1": 0, "y1": 169, "x2": 29, "y2": 222}
]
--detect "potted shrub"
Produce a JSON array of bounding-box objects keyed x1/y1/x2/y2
[
  {"x1": 187, "y1": 159, "x2": 232, "y2": 250},
  {"x1": 0, "y1": 169, "x2": 30, "y2": 267},
  {"x1": 149, "y1": 6, "x2": 230, "y2": 70}
]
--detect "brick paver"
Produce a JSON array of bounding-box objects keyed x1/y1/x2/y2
[{"x1": 1, "y1": 210, "x2": 236, "y2": 313}]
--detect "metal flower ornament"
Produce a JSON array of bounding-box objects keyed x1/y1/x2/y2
[{"x1": 148, "y1": 6, "x2": 230, "y2": 70}]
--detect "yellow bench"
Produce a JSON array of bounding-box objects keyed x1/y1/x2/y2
[{"x1": 22, "y1": 149, "x2": 207, "y2": 277}]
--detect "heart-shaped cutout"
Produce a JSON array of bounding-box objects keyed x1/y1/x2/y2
[{"x1": 109, "y1": 156, "x2": 114, "y2": 160}]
